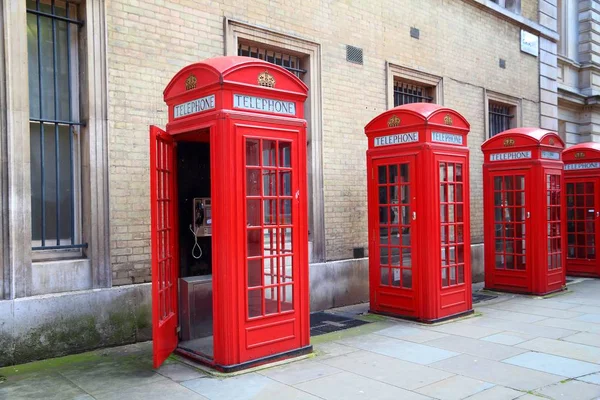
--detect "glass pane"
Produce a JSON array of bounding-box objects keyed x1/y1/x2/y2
[
  {"x1": 390, "y1": 206, "x2": 399, "y2": 225},
  {"x1": 246, "y1": 139, "x2": 260, "y2": 166},
  {"x1": 401, "y1": 207, "x2": 410, "y2": 225},
  {"x1": 263, "y1": 170, "x2": 276, "y2": 196},
  {"x1": 248, "y1": 289, "x2": 262, "y2": 317},
  {"x1": 279, "y1": 141, "x2": 291, "y2": 167},
  {"x1": 248, "y1": 259, "x2": 262, "y2": 287},
  {"x1": 379, "y1": 186, "x2": 388, "y2": 205},
  {"x1": 263, "y1": 228, "x2": 277, "y2": 255},
  {"x1": 246, "y1": 169, "x2": 260, "y2": 196},
  {"x1": 389, "y1": 165, "x2": 398, "y2": 183},
  {"x1": 504, "y1": 176, "x2": 514, "y2": 191},
  {"x1": 263, "y1": 140, "x2": 276, "y2": 166},
  {"x1": 450, "y1": 266, "x2": 456, "y2": 285},
  {"x1": 391, "y1": 247, "x2": 400, "y2": 266},
  {"x1": 402, "y1": 270, "x2": 412, "y2": 288},
  {"x1": 494, "y1": 177, "x2": 502, "y2": 191},
  {"x1": 456, "y1": 164, "x2": 463, "y2": 182},
  {"x1": 402, "y1": 248, "x2": 411, "y2": 267},
  {"x1": 448, "y1": 184, "x2": 455, "y2": 202},
  {"x1": 279, "y1": 171, "x2": 291, "y2": 196},
  {"x1": 380, "y1": 267, "x2": 389, "y2": 285},
  {"x1": 440, "y1": 163, "x2": 447, "y2": 182},
  {"x1": 401, "y1": 185, "x2": 409, "y2": 204},
  {"x1": 263, "y1": 200, "x2": 277, "y2": 225},
  {"x1": 442, "y1": 268, "x2": 449, "y2": 286},
  {"x1": 281, "y1": 285, "x2": 293, "y2": 311},
  {"x1": 380, "y1": 227, "x2": 389, "y2": 245},
  {"x1": 247, "y1": 199, "x2": 261, "y2": 226},
  {"x1": 448, "y1": 164, "x2": 455, "y2": 182},
  {"x1": 517, "y1": 176, "x2": 525, "y2": 190},
  {"x1": 263, "y1": 258, "x2": 276, "y2": 286},
  {"x1": 280, "y1": 200, "x2": 292, "y2": 225},
  {"x1": 379, "y1": 207, "x2": 388, "y2": 224},
  {"x1": 380, "y1": 247, "x2": 388, "y2": 266},
  {"x1": 281, "y1": 255, "x2": 293, "y2": 281},
  {"x1": 440, "y1": 185, "x2": 447, "y2": 202},
  {"x1": 280, "y1": 228, "x2": 293, "y2": 253},
  {"x1": 265, "y1": 286, "x2": 278, "y2": 315},
  {"x1": 458, "y1": 266, "x2": 465, "y2": 284},
  {"x1": 456, "y1": 184, "x2": 463, "y2": 202},
  {"x1": 378, "y1": 166, "x2": 387, "y2": 184},
  {"x1": 440, "y1": 205, "x2": 447, "y2": 223},
  {"x1": 247, "y1": 229, "x2": 262, "y2": 257},
  {"x1": 391, "y1": 268, "x2": 401, "y2": 287},
  {"x1": 400, "y1": 164, "x2": 409, "y2": 183}
]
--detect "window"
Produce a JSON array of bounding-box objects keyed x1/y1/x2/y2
[
  {"x1": 488, "y1": 102, "x2": 514, "y2": 137},
  {"x1": 557, "y1": 0, "x2": 579, "y2": 61},
  {"x1": 490, "y1": 0, "x2": 521, "y2": 14},
  {"x1": 386, "y1": 63, "x2": 442, "y2": 109},
  {"x1": 393, "y1": 80, "x2": 433, "y2": 107},
  {"x1": 27, "y1": 0, "x2": 84, "y2": 252},
  {"x1": 238, "y1": 43, "x2": 306, "y2": 79},
  {"x1": 485, "y1": 91, "x2": 521, "y2": 138}
]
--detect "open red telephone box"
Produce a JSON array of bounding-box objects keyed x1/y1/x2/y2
[
  {"x1": 365, "y1": 104, "x2": 473, "y2": 322},
  {"x1": 563, "y1": 142, "x2": 600, "y2": 278},
  {"x1": 481, "y1": 128, "x2": 566, "y2": 295},
  {"x1": 150, "y1": 56, "x2": 311, "y2": 371}
]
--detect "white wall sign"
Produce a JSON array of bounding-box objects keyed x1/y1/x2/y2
[
  {"x1": 490, "y1": 151, "x2": 532, "y2": 161},
  {"x1": 565, "y1": 162, "x2": 600, "y2": 170},
  {"x1": 520, "y1": 30, "x2": 539, "y2": 57},
  {"x1": 374, "y1": 132, "x2": 419, "y2": 147},
  {"x1": 233, "y1": 94, "x2": 296, "y2": 115},
  {"x1": 541, "y1": 151, "x2": 560, "y2": 160},
  {"x1": 432, "y1": 131, "x2": 463, "y2": 145},
  {"x1": 174, "y1": 94, "x2": 215, "y2": 118}
]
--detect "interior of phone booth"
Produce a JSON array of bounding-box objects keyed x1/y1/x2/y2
[{"x1": 175, "y1": 129, "x2": 214, "y2": 359}]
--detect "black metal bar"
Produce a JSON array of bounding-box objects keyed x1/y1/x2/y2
[
  {"x1": 36, "y1": 0, "x2": 46, "y2": 247},
  {"x1": 29, "y1": 117, "x2": 84, "y2": 126},
  {"x1": 32, "y1": 243, "x2": 88, "y2": 251},
  {"x1": 52, "y1": 0, "x2": 61, "y2": 246},
  {"x1": 26, "y1": 8, "x2": 83, "y2": 26},
  {"x1": 67, "y1": 1, "x2": 74, "y2": 245}
]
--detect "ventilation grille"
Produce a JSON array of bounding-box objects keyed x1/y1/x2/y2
[{"x1": 346, "y1": 45, "x2": 363, "y2": 65}]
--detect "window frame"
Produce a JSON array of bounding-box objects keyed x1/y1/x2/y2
[
  {"x1": 26, "y1": 0, "x2": 84, "y2": 260},
  {"x1": 386, "y1": 63, "x2": 443, "y2": 109},
  {"x1": 485, "y1": 90, "x2": 522, "y2": 138}
]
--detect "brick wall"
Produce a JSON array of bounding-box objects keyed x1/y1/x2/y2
[{"x1": 106, "y1": 0, "x2": 542, "y2": 282}]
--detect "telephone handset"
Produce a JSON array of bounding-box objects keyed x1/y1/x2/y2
[{"x1": 190, "y1": 198, "x2": 212, "y2": 259}]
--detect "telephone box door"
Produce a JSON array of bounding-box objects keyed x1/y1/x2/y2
[
  {"x1": 487, "y1": 170, "x2": 531, "y2": 291},
  {"x1": 566, "y1": 179, "x2": 599, "y2": 273},
  {"x1": 150, "y1": 126, "x2": 179, "y2": 368},
  {"x1": 371, "y1": 156, "x2": 418, "y2": 316}
]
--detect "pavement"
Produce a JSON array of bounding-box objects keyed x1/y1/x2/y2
[{"x1": 2, "y1": 278, "x2": 600, "y2": 400}]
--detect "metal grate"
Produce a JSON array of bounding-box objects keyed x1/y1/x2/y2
[
  {"x1": 346, "y1": 45, "x2": 363, "y2": 65},
  {"x1": 27, "y1": 0, "x2": 86, "y2": 251},
  {"x1": 489, "y1": 102, "x2": 514, "y2": 137},
  {"x1": 238, "y1": 43, "x2": 306, "y2": 78},
  {"x1": 310, "y1": 312, "x2": 370, "y2": 336},
  {"x1": 393, "y1": 80, "x2": 433, "y2": 106}
]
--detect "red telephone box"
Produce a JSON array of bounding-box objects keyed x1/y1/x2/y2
[
  {"x1": 365, "y1": 104, "x2": 473, "y2": 322},
  {"x1": 150, "y1": 56, "x2": 311, "y2": 371},
  {"x1": 481, "y1": 128, "x2": 566, "y2": 295},
  {"x1": 563, "y1": 142, "x2": 600, "y2": 278}
]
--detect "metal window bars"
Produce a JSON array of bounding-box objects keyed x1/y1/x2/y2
[
  {"x1": 489, "y1": 102, "x2": 514, "y2": 137},
  {"x1": 238, "y1": 43, "x2": 306, "y2": 78},
  {"x1": 27, "y1": 0, "x2": 87, "y2": 250},
  {"x1": 393, "y1": 81, "x2": 433, "y2": 107}
]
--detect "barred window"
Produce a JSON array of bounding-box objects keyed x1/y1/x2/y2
[
  {"x1": 489, "y1": 101, "x2": 515, "y2": 137},
  {"x1": 27, "y1": 0, "x2": 84, "y2": 251},
  {"x1": 238, "y1": 43, "x2": 306, "y2": 78},
  {"x1": 490, "y1": 0, "x2": 521, "y2": 13},
  {"x1": 393, "y1": 80, "x2": 433, "y2": 107}
]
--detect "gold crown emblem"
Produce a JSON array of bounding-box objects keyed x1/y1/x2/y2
[
  {"x1": 503, "y1": 138, "x2": 515, "y2": 147},
  {"x1": 185, "y1": 74, "x2": 197, "y2": 90},
  {"x1": 444, "y1": 114, "x2": 453, "y2": 125},
  {"x1": 387, "y1": 115, "x2": 401, "y2": 127},
  {"x1": 575, "y1": 151, "x2": 586, "y2": 159},
  {"x1": 258, "y1": 71, "x2": 276, "y2": 88},
  {"x1": 549, "y1": 138, "x2": 555, "y2": 145}
]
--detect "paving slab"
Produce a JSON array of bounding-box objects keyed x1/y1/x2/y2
[
  {"x1": 578, "y1": 372, "x2": 600, "y2": 385},
  {"x1": 336, "y1": 333, "x2": 459, "y2": 365},
  {"x1": 475, "y1": 307, "x2": 548, "y2": 323},
  {"x1": 561, "y1": 332, "x2": 600, "y2": 347},
  {"x1": 481, "y1": 332, "x2": 533, "y2": 346},
  {"x1": 466, "y1": 316, "x2": 577, "y2": 339},
  {"x1": 257, "y1": 359, "x2": 342, "y2": 385},
  {"x1": 415, "y1": 375, "x2": 494, "y2": 400},
  {"x1": 374, "y1": 324, "x2": 450, "y2": 343},
  {"x1": 156, "y1": 361, "x2": 207, "y2": 382},
  {"x1": 313, "y1": 341, "x2": 360, "y2": 360},
  {"x1": 503, "y1": 352, "x2": 600, "y2": 378},
  {"x1": 534, "y1": 379, "x2": 600, "y2": 400},
  {"x1": 535, "y1": 317, "x2": 600, "y2": 334},
  {"x1": 462, "y1": 385, "x2": 524, "y2": 400},
  {"x1": 294, "y1": 371, "x2": 432, "y2": 400},
  {"x1": 516, "y1": 337, "x2": 600, "y2": 363},
  {"x1": 576, "y1": 313, "x2": 600, "y2": 324},
  {"x1": 0, "y1": 372, "x2": 90, "y2": 400},
  {"x1": 320, "y1": 350, "x2": 454, "y2": 390},
  {"x1": 424, "y1": 335, "x2": 527, "y2": 361},
  {"x1": 495, "y1": 298, "x2": 579, "y2": 311},
  {"x1": 430, "y1": 354, "x2": 565, "y2": 391},
  {"x1": 93, "y1": 380, "x2": 209, "y2": 400},
  {"x1": 422, "y1": 321, "x2": 503, "y2": 339},
  {"x1": 569, "y1": 305, "x2": 600, "y2": 315},
  {"x1": 484, "y1": 303, "x2": 584, "y2": 319}
]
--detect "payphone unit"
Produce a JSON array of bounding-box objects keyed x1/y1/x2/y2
[{"x1": 192, "y1": 197, "x2": 212, "y2": 237}]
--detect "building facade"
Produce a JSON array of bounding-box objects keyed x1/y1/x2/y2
[{"x1": 0, "y1": 0, "x2": 558, "y2": 365}]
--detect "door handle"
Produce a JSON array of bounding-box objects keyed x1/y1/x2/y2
[
  {"x1": 412, "y1": 211, "x2": 416, "y2": 221},
  {"x1": 526, "y1": 211, "x2": 531, "y2": 219}
]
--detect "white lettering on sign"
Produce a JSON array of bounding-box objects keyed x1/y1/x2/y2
[
  {"x1": 490, "y1": 151, "x2": 532, "y2": 161},
  {"x1": 174, "y1": 94, "x2": 215, "y2": 118},
  {"x1": 565, "y1": 162, "x2": 600, "y2": 170},
  {"x1": 541, "y1": 151, "x2": 560, "y2": 160},
  {"x1": 432, "y1": 131, "x2": 463, "y2": 145},
  {"x1": 233, "y1": 94, "x2": 296, "y2": 115},
  {"x1": 520, "y1": 29, "x2": 539, "y2": 57},
  {"x1": 374, "y1": 132, "x2": 419, "y2": 147}
]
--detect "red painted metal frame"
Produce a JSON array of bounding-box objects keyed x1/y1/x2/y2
[
  {"x1": 364, "y1": 103, "x2": 473, "y2": 323},
  {"x1": 563, "y1": 142, "x2": 600, "y2": 278},
  {"x1": 481, "y1": 128, "x2": 566, "y2": 295},
  {"x1": 150, "y1": 56, "x2": 310, "y2": 370}
]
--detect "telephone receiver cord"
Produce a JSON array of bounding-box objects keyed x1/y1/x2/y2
[{"x1": 190, "y1": 224, "x2": 203, "y2": 259}]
